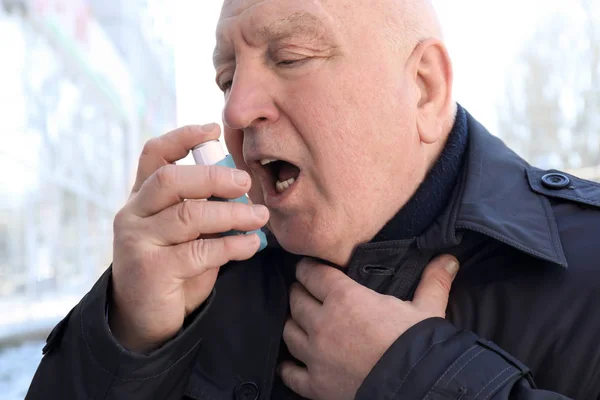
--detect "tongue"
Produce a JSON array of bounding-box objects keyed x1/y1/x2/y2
[{"x1": 277, "y1": 161, "x2": 300, "y2": 182}]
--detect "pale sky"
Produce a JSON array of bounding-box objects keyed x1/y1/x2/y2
[{"x1": 174, "y1": 0, "x2": 567, "y2": 137}]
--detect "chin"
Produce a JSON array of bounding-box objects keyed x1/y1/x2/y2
[
  {"x1": 270, "y1": 217, "x2": 319, "y2": 256},
  {"x1": 269, "y1": 217, "x2": 345, "y2": 265},
  {"x1": 271, "y1": 227, "x2": 311, "y2": 256}
]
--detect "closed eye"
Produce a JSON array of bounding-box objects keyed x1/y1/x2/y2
[
  {"x1": 278, "y1": 60, "x2": 300, "y2": 66},
  {"x1": 277, "y1": 58, "x2": 309, "y2": 67}
]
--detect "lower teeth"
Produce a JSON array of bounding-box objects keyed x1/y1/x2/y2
[{"x1": 275, "y1": 177, "x2": 296, "y2": 193}]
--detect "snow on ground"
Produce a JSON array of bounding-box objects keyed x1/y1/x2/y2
[
  {"x1": 0, "y1": 340, "x2": 43, "y2": 400},
  {"x1": 0, "y1": 291, "x2": 86, "y2": 399}
]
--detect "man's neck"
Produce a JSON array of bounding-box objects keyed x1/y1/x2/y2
[{"x1": 372, "y1": 103, "x2": 468, "y2": 242}]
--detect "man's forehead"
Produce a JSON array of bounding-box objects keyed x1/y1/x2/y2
[
  {"x1": 217, "y1": 0, "x2": 333, "y2": 33},
  {"x1": 215, "y1": 0, "x2": 338, "y2": 66}
]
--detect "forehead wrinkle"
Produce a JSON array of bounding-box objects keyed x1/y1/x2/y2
[
  {"x1": 214, "y1": 10, "x2": 335, "y2": 68},
  {"x1": 253, "y1": 11, "x2": 331, "y2": 42}
]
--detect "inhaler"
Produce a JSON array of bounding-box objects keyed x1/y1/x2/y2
[{"x1": 192, "y1": 140, "x2": 268, "y2": 252}]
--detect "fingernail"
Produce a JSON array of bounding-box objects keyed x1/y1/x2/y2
[
  {"x1": 233, "y1": 170, "x2": 249, "y2": 186},
  {"x1": 445, "y1": 259, "x2": 459, "y2": 277},
  {"x1": 202, "y1": 123, "x2": 218, "y2": 132},
  {"x1": 252, "y1": 205, "x2": 268, "y2": 219}
]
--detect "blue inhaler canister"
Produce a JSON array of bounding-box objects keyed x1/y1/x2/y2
[{"x1": 192, "y1": 139, "x2": 267, "y2": 252}]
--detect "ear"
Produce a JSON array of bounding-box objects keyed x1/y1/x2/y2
[{"x1": 406, "y1": 38, "x2": 454, "y2": 144}]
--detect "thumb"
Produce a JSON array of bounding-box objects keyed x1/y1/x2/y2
[{"x1": 412, "y1": 255, "x2": 459, "y2": 316}]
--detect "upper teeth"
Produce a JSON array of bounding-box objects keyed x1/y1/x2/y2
[{"x1": 260, "y1": 158, "x2": 278, "y2": 166}]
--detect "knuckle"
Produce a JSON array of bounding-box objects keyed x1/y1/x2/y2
[
  {"x1": 178, "y1": 124, "x2": 195, "y2": 137},
  {"x1": 206, "y1": 165, "x2": 221, "y2": 185},
  {"x1": 282, "y1": 370, "x2": 298, "y2": 393},
  {"x1": 176, "y1": 200, "x2": 197, "y2": 227},
  {"x1": 116, "y1": 229, "x2": 140, "y2": 251},
  {"x1": 180, "y1": 124, "x2": 205, "y2": 137},
  {"x1": 297, "y1": 262, "x2": 315, "y2": 287},
  {"x1": 189, "y1": 239, "x2": 208, "y2": 268},
  {"x1": 282, "y1": 321, "x2": 293, "y2": 343},
  {"x1": 329, "y1": 285, "x2": 352, "y2": 305},
  {"x1": 113, "y1": 208, "x2": 129, "y2": 233},
  {"x1": 154, "y1": 164, "x2": 178, "y2": 189},
  {"x1": 431, "y1": 273, "x2": 452, "y2": 293},
  {"x1": 289, "y1": 291, "x2": 303, "y2": 318},
  {"x1": 113, "y1": 211, "x2": 140, "y2": 248},
  {"x1": 141, "y1": 137, "x2": 161, "y2": 158}
]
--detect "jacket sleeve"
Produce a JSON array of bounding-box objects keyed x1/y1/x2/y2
[
  {"x1": 356, "y1": 318, "x2": 573, "y2": 400},
  {"x1": 25, "y1": 266, "x2": 213, "y2": 400}
]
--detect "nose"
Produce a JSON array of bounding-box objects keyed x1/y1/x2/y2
[{"x1": 222, "y1": 67, "x2": 280, "y2": 130}]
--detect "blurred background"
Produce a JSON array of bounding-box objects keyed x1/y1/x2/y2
[{"x1": 0, "y1": 0, "x2": 598, "y2": 398}]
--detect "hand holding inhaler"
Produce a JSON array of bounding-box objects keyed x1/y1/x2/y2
[
  {"x1": 192, "y1": 140, "x2": 268, "y2": 251},
  {"x1": 109, "y1": 124, "x2": 269, "y2": 353}
]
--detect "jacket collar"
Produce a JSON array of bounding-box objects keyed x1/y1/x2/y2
[{"x1": 417, "y1": 110, "x2": 568, "y2": 267}]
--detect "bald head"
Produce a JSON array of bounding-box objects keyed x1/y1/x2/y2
[{"x1": 372, "y1": 0, "x2": 443, "y2": 55}]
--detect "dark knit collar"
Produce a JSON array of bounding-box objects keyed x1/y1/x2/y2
[{"x1": 372, "y1": 104, "x2": 469, "y2": 242}]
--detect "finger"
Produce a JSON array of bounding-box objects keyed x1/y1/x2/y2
[
  {"x1": 289, "y1": 283, "x2": 322, "y2": 334},
  {"x1": 282, "y1": 318, "x2": 311, "y2": 364},
  {"x1": 278, "y1": 361, "x2": 313, "y2": 399},
  {"x1": 131, "y1": 164, "x2": 251, "y2": 217},
  {"x1": 412, "y1": 255, "x2": 459, "y2": 316},
  {"x1": 183, "y1": 268, "x2": 219, "y2": 315},
  {"x1": 169, "y1": 233, "x2": 261, "y2": 279},
  {"x1": 146, "y1": 200, "x2": 269, "y2": 245},
  {"x1": 132, "y1": 124, "x2": 221, "y2": 194},
  {"x1": 296, "y1": 258, "x2": 350, "y2": 303}
]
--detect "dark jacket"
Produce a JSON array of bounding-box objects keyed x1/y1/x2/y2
[{"x1": 27, "y1": 110, "x2": 600, "y2": 400}]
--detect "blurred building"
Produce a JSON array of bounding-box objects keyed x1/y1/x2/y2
[
  {"x1": 0, "y1": 0, "x2": 176, "y2": 343},
  {"x1": 568, "y1": 165, "x2": 600, "y2": 182}
]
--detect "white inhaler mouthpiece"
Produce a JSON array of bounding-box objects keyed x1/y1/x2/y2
[{"x1": 192, "y1": 140, "x2": 267, "y2": 252}]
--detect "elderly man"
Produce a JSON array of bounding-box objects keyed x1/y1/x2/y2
[{"x1": 27, "y1": 0, "x2": 600, "y2": 399}]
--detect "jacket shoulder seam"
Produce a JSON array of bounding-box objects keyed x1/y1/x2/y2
[{"x1": 527, "y1": 167, "x2": 600, "y2": 208}]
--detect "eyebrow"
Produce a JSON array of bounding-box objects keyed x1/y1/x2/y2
[
  {"x1": 256, "y1": 12, "x2": 329, "y2": 41},
  {"x1": 213, "y1": 12, "x2": 332, "y2": 68}
]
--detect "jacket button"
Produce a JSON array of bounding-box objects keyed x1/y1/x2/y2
[
  {"x1": 234, "y1": 382, "x2": 259, "y2": 400},
  {"x1": 541, "y1": 172, "x2": 570, "y2": 189}
]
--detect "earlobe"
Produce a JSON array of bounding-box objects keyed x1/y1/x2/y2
[{"x1": 409, "y1": 38, "x2": 454, "y2": 144}]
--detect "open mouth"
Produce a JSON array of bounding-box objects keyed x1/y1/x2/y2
[{"x1": 260, "y1": 158, "x2": 301, "y2": 194}]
